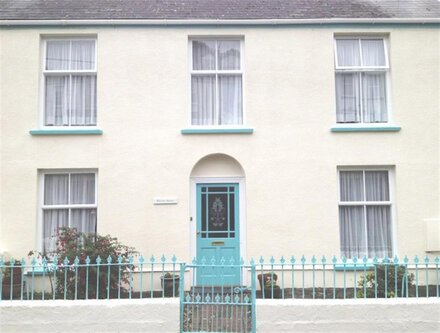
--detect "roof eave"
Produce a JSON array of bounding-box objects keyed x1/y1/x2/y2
[{"x1": 0, "y1": 17, "x2": 439, "y2": 26}]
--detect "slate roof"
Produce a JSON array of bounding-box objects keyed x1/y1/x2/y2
[{"x1": 0, "y1": 0, "x2": 438, "y2": 21}]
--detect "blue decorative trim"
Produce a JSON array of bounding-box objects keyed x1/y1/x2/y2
[
  {"x1": 331, "y1": 126, "x2": 401, "y2": 133},
  {"x1": 181, "y1": 128, "x2": 254, "y2": 134},
  {"x1": 29, "y1": 129, "x2": 103, "y2": 135},
  {"x1": 334, "y1": 264, "x2": 375, "y2": 271}
]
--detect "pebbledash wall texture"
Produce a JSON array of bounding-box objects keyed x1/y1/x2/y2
[{"x1": 0, "y1": 0, "x2": 439, "y2": 263}]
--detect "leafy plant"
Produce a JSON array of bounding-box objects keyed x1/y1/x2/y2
[
  {"x1": 162, "y1": 272, "x2": 179, "y2": 279},
  {"x1": 35, "y1": 227, "x2": 137, "y2": 299},
  {"x1": 1, "y1": 260, "x2": 22, "y2": 283},
  {"x1": 357, "y1": 264, "x2": 414, "y2": 298},
  {"x1": 264, "y1": 276, "x2": 277, "y2": 289}
]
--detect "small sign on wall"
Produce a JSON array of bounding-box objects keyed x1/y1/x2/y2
[{"x1": 153, "y1": 197, "x2": 178, "y2": 205}]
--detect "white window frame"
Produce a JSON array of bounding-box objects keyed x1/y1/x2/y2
[
  {"x1": 333, "y1": 36, "x2": 392, "y2": 126},
  {"x1": 188, "y1": 37, "x2": 246, "y2": 128},
  {"x1": 38, "y1": 169, "x2": 98, "y2": 252},
  {"x1": 40, "y1": 37, "x2": 98, "y2": 128},
  {"x1": 337, "y1": 167, "x2": 397, "y2": 259}
]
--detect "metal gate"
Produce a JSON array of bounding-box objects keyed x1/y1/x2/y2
[{"x1": 180, "y1": 260, "x2": 256, "y2": 333}]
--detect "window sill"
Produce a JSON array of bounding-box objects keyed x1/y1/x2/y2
[
  {"x1": 29, "y1": 129, "x2": 103, "y2": 136},
  {"x1": 181, "y1": 128, "x2": 254, "y2": 135},
  {"x1": 331, "y1": 125, "x2": 401, "y2": 133},
  {"x1": 334, "y1": 264, "x2": 375, "y2": 271}
]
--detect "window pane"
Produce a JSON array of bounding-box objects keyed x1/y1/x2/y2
[
  {"x1": 71, "y1": 208, "x2": 97, "y2": 234},
  {"x1": 218, "y1": 41, "x2": 240, "y2": 70},
  {"x1": 340, "y1": 171, "x2": 364, "y2": 201},
  {"x1": 207, "y1": 194, "x2": 228, "y2": 238},
  {"x1": 71, "y1": 75, "x2": 97, "y2": 126},
  {"x1": 46, "y1": 41, "x2": 70, "y2": 70},
  {"x1": 362, "y1": 73, "x2": 387, "y2": 123},
  {"x1": 335, "y1": 73, "x2": 360, "y2": 123},
  {"x1": 191, "y1": 75, "x2": 216, "y2": 125},
  {"x1": 339, "y1": 206, "x2": 366, "y2": 258},
  {"x1": 193, "y1": 40, "x2": 216, "y2": 70},
  {"x1": 70, "y1": 173, "x2": 95, "y2": 204},
  {"x1": 336, "y1": 39, "x2": 361, "y2": 67},
  {"x1": 44, "y1": 174, "x2": 69, "y2": 205},
  {"x1": 365, "y1": 171, "x2": 389, "y2": 201},
  {"x1": 218, "y1": 75, "x2": 243, "y2": 125},
  {"x1": 361, "y1": 39, "x2": 386, "y2": 67},
  {"x1": 45, "y1": 76, "x2": 70, "y2": 126},
  {"x1": 43, "y1": 209, "x2": 68, "y2": 253},
  {"x1": 71, "y1": 40, "x2": 95, "y2": 70},
  {"x1": 366, "y1": 206, "x2": 392, "y2": 258}
]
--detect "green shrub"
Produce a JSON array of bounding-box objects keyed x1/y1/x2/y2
[
  {"x1": 357, "y1": 264, "x2": 414, "y2": 298},
  {"x1": 35, "y1": 227, "x2": 137, "y2": 299}
]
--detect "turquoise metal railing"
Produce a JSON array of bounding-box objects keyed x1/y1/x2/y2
[
  {"x1": 0, "y1": 255, "x2": 182, "y2": 301},
  {"x1": 0, "y1": 255, "x2": 438, "y2": 302},
  {"x1": 181, "y1": 259, "x2": 256, "y2": 333}
]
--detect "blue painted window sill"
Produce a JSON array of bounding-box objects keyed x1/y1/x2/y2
[
  {"x1": 30, "y1": 129, "x2": 103, "y2": 135},
  {"x1": 331, "y1": 126, "x2": 401, "y2": 133},
  {"x1": 181, "y1": 128, "x2": 254, "y2": 134},
  {"x1": 334, "y1": 264, "x2": 375, "y2": 271}
]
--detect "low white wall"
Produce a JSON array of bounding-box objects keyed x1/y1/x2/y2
[
  {"x1": 257, "y1": 298, "x2": 440, "y2": 332},
  {"x1": 0, "y1": 299, "x2": 180, "y2": 333},
  {"x1": 1, "y1": 298, "x2": 439, "y2": 332}
]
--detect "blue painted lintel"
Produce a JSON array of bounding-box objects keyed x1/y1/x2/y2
[
  {"x1": 30, "y1": 129, "x2": 103, "y2": 135},
  {"x1": 181, "y1": 128, "x2": 254, "y2": 134},
  {"x1": 331, "y1": 126, "x2": 401, "y2": 133}
]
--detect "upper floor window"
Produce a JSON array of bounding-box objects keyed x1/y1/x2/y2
[
  {"x1": 190, "y1": 39, "x2": 243, "y2": 126},
  {"x1": 334, "y1": 38, "x2": 389, "y2": 124},
  {"x1": 43, "y1": 39, "x2": 97, "y2": 126}
]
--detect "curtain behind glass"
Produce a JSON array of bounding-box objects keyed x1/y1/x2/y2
[
  {"x1": 335, "y1": 73, "x2": 360, "y2": 123},
  {"x1": 365, "y1": 171, "x2": 389, "y2": 201},
  {"x1": 219, "y1": 75, "x2": 242, "y2": 125},
  {"x1": 339, "y1": 206, "x2": 366, "y2": 258},
  {"x1": 46, "y1": 41, "x2": 70, "y2": 70},
  {"x1": 43, "y1": 209, "x2": 68, "y2": 253},
  {"x1": 193, "y1": 40, "x2": 215, "y2": 70},
  {"x1": 71, "y1": 40, "x2": 95, "y2": 70},
  {"x1": 191, "y1": 76, "x2": 216, "y2": 125},
  {"x1": 336, "y1": 39, "x2": 361, "y2": 67},
  {"x1": 70, "y1": 173, "x2": 95, "y2": 204},
  {"x1": 340, "y1": 171, "x2": 364, "y2": 201},
  {"x1": 71, "y1": 76, "x2": 97, "y2": 125},
  {"x1": 361, "y1": 40, "x2": 386, "y2": 66},
  {"x1": 218, "y1": 41, "x2": 240, "y2": 70},
  {"x1": 366, "y1": 206, "x2": 392, "y2": 258},
  {"x1": 45, "y1": 76, "x2": 70, "y2": 126},
  {"x1": 362, "y1": 73, "x2": 387, "y2": 123},
  {"x1": 71, "y1": 209, "x2": 97, "y2": 234},
  {"x1": 44, "y1": 174, "x2": 69, "y2": 205}
]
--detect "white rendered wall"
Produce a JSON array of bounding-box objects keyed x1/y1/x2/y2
[
  {"x1": 0, "y1": 298, "x2": 438, "y2": 332},
  {"x1": 0, "y1": 26, "x2": 439, "y2": 261}
]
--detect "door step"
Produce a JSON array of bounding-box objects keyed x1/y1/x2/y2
[{"x1": 190, "y1": 286, "x2": 251, "y2": 295}]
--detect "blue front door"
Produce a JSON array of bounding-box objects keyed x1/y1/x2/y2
[{"x1": 196, "y1": 183, "x2": 240, "y2": 285}]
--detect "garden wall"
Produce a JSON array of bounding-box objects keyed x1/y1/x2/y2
[{"x1": 1, "y1": 298, "x2": 439, "y2": 332}]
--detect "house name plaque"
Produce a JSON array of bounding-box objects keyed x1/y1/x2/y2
[{"x1": 153, "y1": 197, "x2": 178, "y2": 205}]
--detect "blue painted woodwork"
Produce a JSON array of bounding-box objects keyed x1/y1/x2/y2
[
  {"x1": 196, "y1": 183, "x2": 241, "y2": 285},
  {"x1": 29, "y1": 129, "x2": 103, "y2": 135},
  {"x1": 181, "y1": 128, "x2": 253, "y2": 134}
]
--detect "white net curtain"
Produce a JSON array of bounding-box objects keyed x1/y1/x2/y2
[
  {"x1": 45, "y1": 40, "x2": 97, "y2": 126},
  {"x1": 43, "y1": 173, "x2": 96, "y2": 253},
  {"x1": 191, "y1": 40, "x2": 243, "y2": 125},
  {"x1": 335, "y1": 39, "x2": 388, "y2": 124},
  {"x1": 339, "y1": 170, "x2": 392, "y2": 258}
]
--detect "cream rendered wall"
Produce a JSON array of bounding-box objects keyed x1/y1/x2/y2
[{"x1": 0, "y1": 26, "x2": 439, "y2": 261}]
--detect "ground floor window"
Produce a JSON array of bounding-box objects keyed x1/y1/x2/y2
[
  {"x1": 41, "y1": 171, "x2": 97, "y2": 253},
  {"x1": 338, "y1": 169, "x2": 393, "y2": 259}
]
